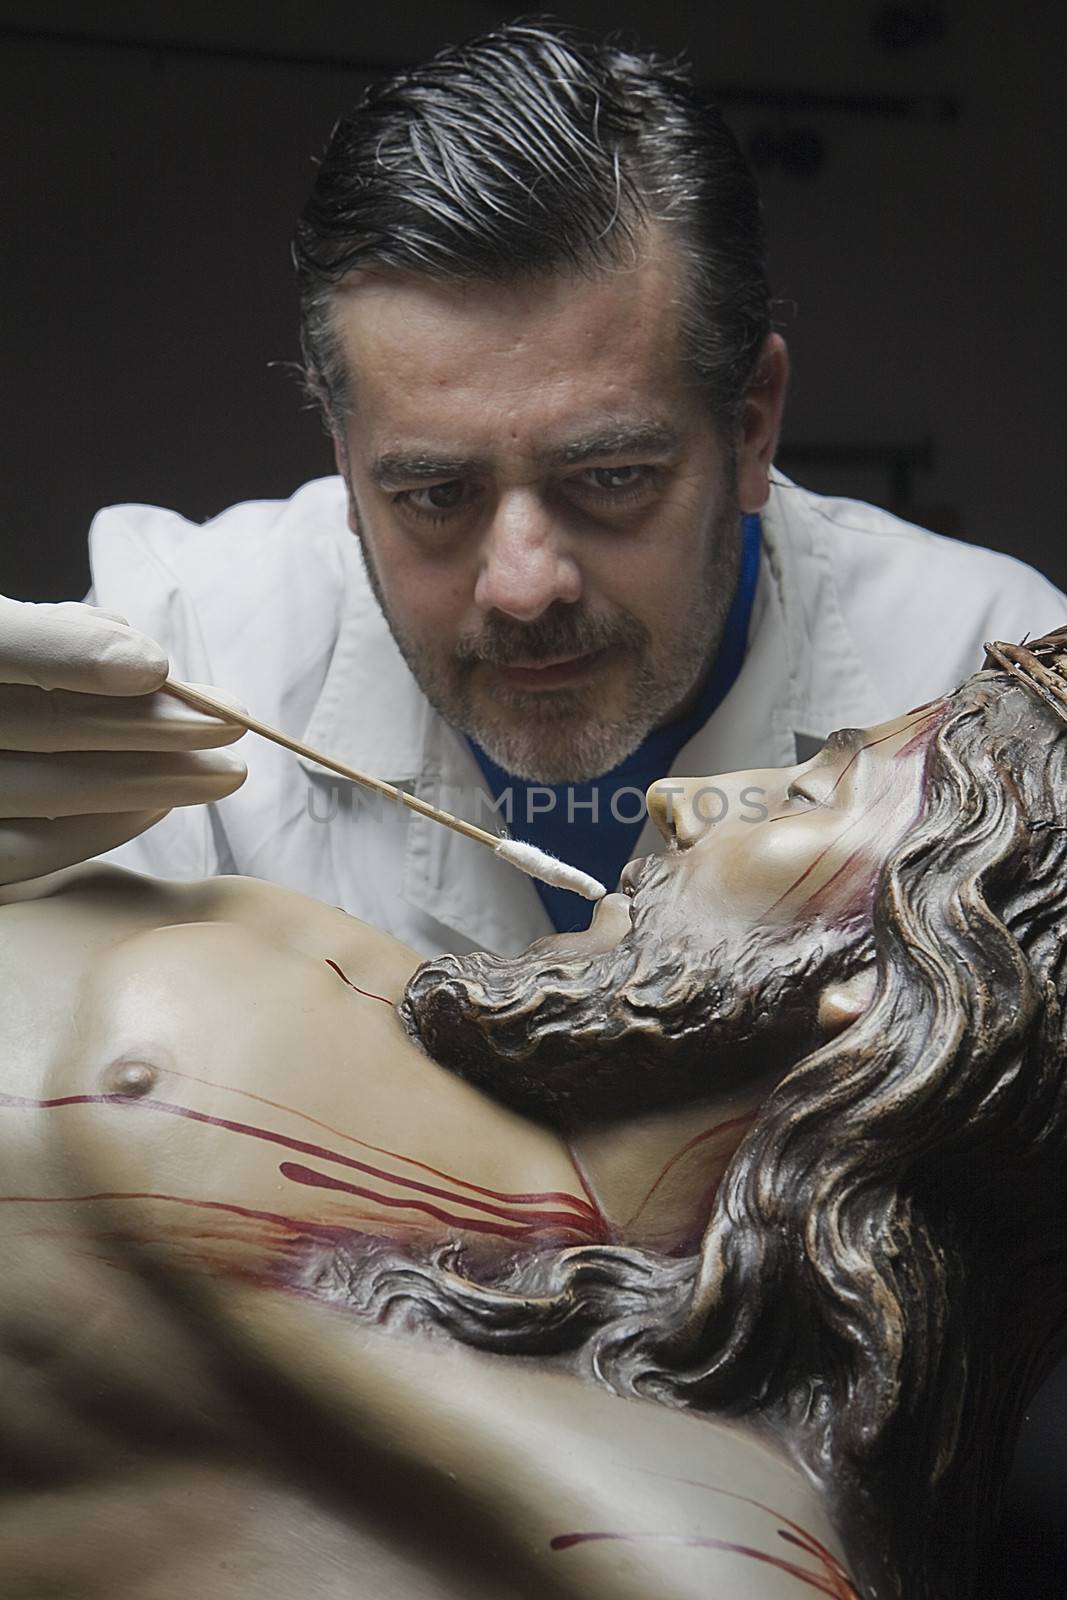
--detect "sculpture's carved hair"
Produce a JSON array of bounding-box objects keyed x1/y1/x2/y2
[{"x1": 319, "y1": 658, "x2": 1067, "y2": 1600}]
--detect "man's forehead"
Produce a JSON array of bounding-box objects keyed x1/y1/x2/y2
[
  {"x1": 333, "y1": 223, "x2": 686, "y2": 329},
  {"x1": 330, "y1": 239, "x2": 698, "y2": 405}
]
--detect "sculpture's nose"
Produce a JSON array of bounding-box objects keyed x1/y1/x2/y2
[
  {"x1": 646, "y1": 780, "x2": 676, "y2": 840},
  {"x1": 646, "y1": 777, "x2": 709, "y2": 848}
]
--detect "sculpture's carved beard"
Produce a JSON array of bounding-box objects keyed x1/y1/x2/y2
[{"x1": 400, "y1": 859, "x2": 860, "y2": 1127}]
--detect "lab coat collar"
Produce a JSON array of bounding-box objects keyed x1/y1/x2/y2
[{"x1": 759, "y1": 469, "x2": 895, "y2": 738}]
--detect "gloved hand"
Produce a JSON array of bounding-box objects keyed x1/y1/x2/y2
[{"x1": 0, "y1": 595, "x2": 247, "y2": 886}]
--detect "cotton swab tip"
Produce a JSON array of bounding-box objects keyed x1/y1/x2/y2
[{"x1": 494, "y1": 839, "x2": 607, "y2": 902}]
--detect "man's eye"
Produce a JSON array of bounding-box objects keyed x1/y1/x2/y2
[
  {"x1": 407, "y1": 481, "x2": 466, "y2": 513},
  {"x1": 394, "y1": 481, "x2": 475, "y2": 525},
  {"x1": 577, "y1": 465, "x2": 652, "y2": 494}
]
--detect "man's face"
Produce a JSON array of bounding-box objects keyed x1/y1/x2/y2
[
  {"x1": 330, "y1": 233, "x2": 783, "y2": 782},
  {"x1": 401, "y1": 708, "x2": 940, "y2": 1124}
]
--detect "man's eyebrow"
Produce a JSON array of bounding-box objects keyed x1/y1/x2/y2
[
  {"x1": 547, "y1": 422, "x2": 682, "y2": 468},
  {"x1": 371, "y1": 422, "x2": 681, "y2": 485},
  {"x1": 372, "y1": 452, "x2": 487, "y2": 486}
]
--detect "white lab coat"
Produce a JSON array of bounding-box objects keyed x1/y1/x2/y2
[{"x1": 90, "y1": 472, "x2": 1066, "y2": 956}]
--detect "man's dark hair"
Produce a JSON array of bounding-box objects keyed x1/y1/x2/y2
[{"x1": 293, "y1": 22, "x2": 771, "y2": 434}]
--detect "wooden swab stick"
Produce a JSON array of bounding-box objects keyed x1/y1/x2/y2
[{"x1": 163, "y1": 680, "x2": 607, "y2": 902}]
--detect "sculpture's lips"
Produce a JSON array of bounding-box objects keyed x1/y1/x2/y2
[
  {"x1": 619, "y1": 852, "x2": 675, "y2": 919},
  {"x1": 620, "y1": 855, "x2": 653, "y2": 897}
]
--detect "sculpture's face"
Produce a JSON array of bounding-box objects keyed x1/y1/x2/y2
[
  {"x1": 402, "y1": 705, "x2": 943, "y2": 1122},
  {"x1": 589, "y1": 706, "x2": 938, "y2": 952}
]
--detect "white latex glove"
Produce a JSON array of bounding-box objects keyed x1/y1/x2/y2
[{"x1": 0, "y1": 595, "x2": 247, "y2": 885}]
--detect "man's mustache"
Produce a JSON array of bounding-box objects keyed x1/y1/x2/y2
[{"x1": 454, "y1": 605, "x2": 647, "y2": 667}]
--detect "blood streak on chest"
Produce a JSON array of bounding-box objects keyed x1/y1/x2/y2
[
  {"x1": 323, "y1": 957, "x2": 392, "y2": 1006},
  {"x1": 0, "y1": 1085, "x2": 607, "y2": 1251}
]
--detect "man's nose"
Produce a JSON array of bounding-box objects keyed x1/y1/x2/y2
[
  {"x1": 646, "y1": 777, "x2": 713, "y2": 848},
  {"x1": 473, "y1": 491, "x2": 582, "y2": 620}
]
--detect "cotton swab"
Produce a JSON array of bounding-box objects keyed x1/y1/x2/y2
[
  {"x1": 491, "y1": 838, "x2": 606, "y2": 900},
  {"x1": 163, "y1": 680, "x2": 607, "y2": 902}
]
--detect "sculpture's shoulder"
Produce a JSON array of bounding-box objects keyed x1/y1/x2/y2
[{"x1": 0, "y1": 865, "x2": 417, "y2": 1028}]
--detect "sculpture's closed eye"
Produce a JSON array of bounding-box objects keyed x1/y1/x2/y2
[{"x1": 783, "y1": 780, "x2": 824, "y2": 809}]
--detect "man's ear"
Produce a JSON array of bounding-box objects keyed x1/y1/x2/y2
[
  {"x1": 817, "y1": 964, "x2": 877, "y2": 1038},
  {"x1": 736, "y1": 333, "x2": 789, "y2": 515}
]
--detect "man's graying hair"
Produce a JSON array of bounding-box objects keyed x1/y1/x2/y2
[{"x1": 293, "y1": 22, "x2": 771, "y2": 434}]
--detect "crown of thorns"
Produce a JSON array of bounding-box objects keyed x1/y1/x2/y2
[{"x1": 983, "y1": 626, "x2": 1067, "y2": 725}]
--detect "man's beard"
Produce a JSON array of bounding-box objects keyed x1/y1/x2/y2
[
  {"x1": 355, "y1": 488, "x2": 743, "y2": 784},
  {"x1": 399, "y1": 857, "x2": 853, "y2": 1127}
]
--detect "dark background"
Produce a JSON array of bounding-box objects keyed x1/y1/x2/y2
[
  {"x1": 2, "y1": 3, "x2": 1067, "y2": 1592},
  {"x1": 1, "y1": 0, "x2": 1065, "y2": 601}
]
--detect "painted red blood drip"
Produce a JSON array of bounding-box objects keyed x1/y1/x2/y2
[
  {"x1": 160, "y1": 1068, "x2": 601, "y2": 1217},
  {"x1": 765, "y1": 712, "x2": 936, "y2": 921},
  {"x1": 647, "y1": 1473, "x2": 857, "y2": 1585},
  {"x1": 278, "y1": 1160, "x2": 601, "y2": 1239},
  {"x1": 323, "y1": 957, "x2": 392, "y2": 1006},
  {"x1": 623, "y1": 1114, "x2": 755, "y2": 1228},
  {"x1": 548, "y1": 1531, "x2": 857, "y2": 1597},
  {"x1": 0, "y1": 1092, "x2": 606, "y2": 1239},
  {"x1": 798, "y1": 847, "x2": 873, "y2": 918}
]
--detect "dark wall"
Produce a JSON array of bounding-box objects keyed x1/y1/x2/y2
[
  {"x1": 3, "y1": 24, "x2": 356, "y2": 600},
  {"x1": 2, "y1": 1, "x2": 1065, "y2": 601}
]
